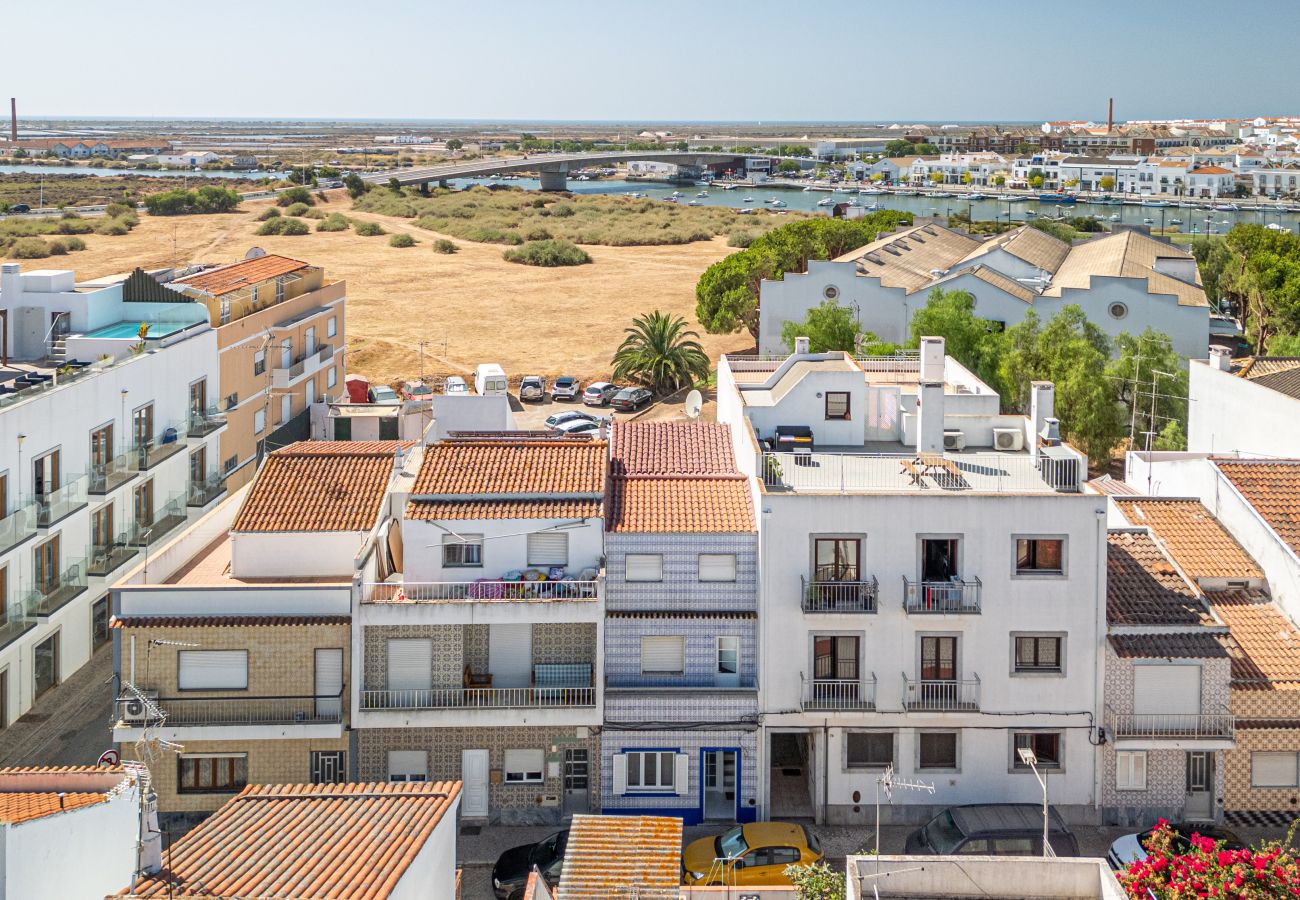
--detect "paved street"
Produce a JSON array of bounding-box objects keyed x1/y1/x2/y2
[{"x1": 0, "y1": 644, "x2": 116, "y2": 767}]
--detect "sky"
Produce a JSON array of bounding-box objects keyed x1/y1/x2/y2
[{"x1": 8, "y1": 0, "x2": 1297, "y2": 123}]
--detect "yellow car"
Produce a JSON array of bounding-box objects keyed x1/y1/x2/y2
[{"x1": 682, "y1": 822, "x2": 823, "y2": 886}]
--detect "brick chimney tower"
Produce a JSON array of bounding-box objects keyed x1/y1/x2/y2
[{"x1": 1107, "y1": 97, "x2": 1113, "y2": 134}]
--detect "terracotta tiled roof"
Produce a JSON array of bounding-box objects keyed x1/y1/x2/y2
[
  {"x1": 607, "y1": 477, "x2": 754, "y2": 533},
  {"x1": 1108, "y1": 633, "x2": 1232, "y2": 659},
  {"x1": 0, "y1": 791, "x2": 106, "y2": 823},
  {"x1": 232, "y1": 441, "x2": 404, "y2": 533},
  {"x1": 411, "y1": 439, "x2": 606, "y2": 498},
  {"x1": 1193, "y1": 165, "x2": 1233, "y2": 174},
  {"x1": 555, "y1": 814, "x2": 683, "y2": 900},
  {"x1": 610, "y1": 422, "x2": 737, "y2": 476},
  {"x1": 119, "y1": 782, "x2": 461, "y2": 900},
  {"x1": 172, "y1": 255, "x2": 310, "y2": 296},
  {"x1": 1106, "y1": 530, "x2": 1215, "y2": 626},
  {"x1": 405, "y1": 498, "x2": 601, "y2": 521},
  {"x1": 1205, "y1": 589, "x2": 1300, "y2": 685},
  {"x1": 111, "y1": 615, "x2": 351, "y2": 628},
  {"x1": 1216, "y1": 459, "x2": 1300, "y2": 556},
  {"x1": 1113, "y1": 497, "x2": 1264, "y2": 581}
]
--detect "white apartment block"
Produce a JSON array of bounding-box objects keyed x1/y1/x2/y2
[
  {"x1": 1, "y1": 264, "x2": 225, "y2": 725},
  {"x1": 717, "y1": 339, "x2": 1107, "y2": 825}
]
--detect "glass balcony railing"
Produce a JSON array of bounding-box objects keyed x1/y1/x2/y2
[
  {"x1": 29, "y1": 473, "x2": 89, "y2": 528},
  {"x1": 187, "y1": 471, "x2": 227, "y2": 508},
  {"x1": 26, "y1": 558, "x2": 88, "y2": 617},
  {"x1": 128, "y1": 494, "x2": 188, "y2": 546},
  {"x1": 0, "y1": 595, "x2": 38, "y2": 650},
  {"x1": 132, "y1": 425, "x2": 187, "y2": 469},
  {"x1": 0, "y1": 502, "x2": 39, "y2": 555},
  {"x1": 187, "y1": 405, "x2": 227, "y2": 438},
  {"x1": 89, "y1": 533, "x2": 141, "y2": 577},
  {"x1": 88, "y1": 450, "x2": 140, "y2": 494}
]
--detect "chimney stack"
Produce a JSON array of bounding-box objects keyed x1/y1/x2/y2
[
  {"x1": 919, "y1": 335, "x2": 945, "y2": 382},
  {"x1": 1209, "y1": 345, "x2": 1234, "y2": 372},
  {"x1": 1107, "y1": 97, "x2": 1113, "y2": 135},
  {"x1": 916, "y1": 382, "x2": 945, "y2": 455},
  {"x1": 1030, "y1": 381, "x2": 1055, "y2": 460},
  {"x1": 9, "y1": 98, "x2": 15, "y2": 144},
  {"x1": 793, "y1": 336, "x2": 811, "y2": 356}
]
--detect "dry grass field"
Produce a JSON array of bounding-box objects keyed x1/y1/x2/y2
[{"x1": 52, "y1": 191, "x2": 756, "y2": 384}]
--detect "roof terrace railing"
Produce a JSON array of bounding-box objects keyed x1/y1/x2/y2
[{"x1": 761, "y1": 450, "x2": 1081, "y2": 493}]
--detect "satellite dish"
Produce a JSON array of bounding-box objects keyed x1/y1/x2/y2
[
  {"x1": 684, "y1": 390, "x2": 703, "y2": 419},
  {"x1": 244, "y1": 246, "x2": 267, "y2": 260}
]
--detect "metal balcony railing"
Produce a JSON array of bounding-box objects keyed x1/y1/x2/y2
[
  {"x1": 132, "y1": 425, "x2": 187, "y2": 469},
  {"x1": 88, "y1": 451, "x2": 140, "y2": 494},
  {"x1": 360, "y1": 686, "x2": 596, "y2": 710},
  {"x1": 26, "y1": 558, "x2": 88, "y2": 617},
  {"x1": 116, "y1": 691, "x2": 344, "y2": 727},
  {"x1": 801, "y1": 576, "x2": 878, "y2": 613},
  {"x1": 902, "y1": 673, "x2": 981, "y2": 711},
  {"x1": 188, "y1": 472, "x2": 227, "y2": 507},
  {"x1": 1105, "y1": 705, "x2": 1235, "y2": 741},
  {"x1": 801, "y1": 673, "x2": 877, "y2": 711},
  {"x1": 187, "y1": 405, "x2": 227, "y2": 438},
  {"x1": 0, "y1": 502, "x2": 39, "y2": 555},
  {"x1": 760, "y1": 450, "x2": 1082, "y2": 494},
  {"x1": 364, "y1": 579, "x2": 601, "y2": 603},
  {"x1": 903, "y1": 577, "x2": 982, "y2": 614},
  {"x1": 89, "y1": 535, "x2": 140, "y2": 577},
  {"x1": 29, "y1": 473, "x2": 89, "y2": 528}
]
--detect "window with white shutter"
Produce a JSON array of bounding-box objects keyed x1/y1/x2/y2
[
  {"x1": 625, "y1": 554, "x2": 663, "y2": 582},
  {"x1": 1252, "y1": 752, "x2": 1299, "y2": 788},
  {"x1": 1116, "y1": 750, "x2": 1147, "y2": 790},
  {"x1": 622, "y1": 751, "x2": 682, "y2": 793},
  {"x1": 1133, "y1": 665, "x2": 1200, "y2": 716},
  {"x1": 504, "y1": 749, "x2": 544, "y2": 783},
  {"x1": 698, "y1": 554, "x2": 737, "y2": 582},
  {"x1": 527, "y1": 532, "x2": 569, "y2": 567},
  {"x1": 177, "y1": 650, "x2": 248, "y2": 690},
  {"x1": 386, "y1": 639, "x2": 432, "y2": 691},
  {"x1": 640, "y1": 636, "x2": 684, "y2": 675},
  {"x1": 388, "y1": 751, "x2": 427, "y2": 782}
]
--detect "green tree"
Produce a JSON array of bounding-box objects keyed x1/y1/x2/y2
[
  {"x1": 928, "y1": 171, "x2": 945, "y2": 185},
  {"x1": 387, "y1": 177, "x2": 403, "y2": 194},
  {"x1": 909, "y1": 288, "x2": 1008, "y2": 395},
  {"x1": 343, "y1": 173, "x2": 369, "y2": 199},
  {"x1": 276, "y1": 186, "x2": 314, "y2": 207},
  {"x1": 992, "y1": 174, "x2": 1007, "y2": 187},
  {"x1": 870, "y1": 172, "x2": 886, "y2": 183},
  {"x1": 445, "y1": 138, "x2": 463, "y2": 151},
  {"x1": 884, "y1": 139, "x2": 913, "y2": 157},
  {"x1": 610, "y1": 311, "x2": 711, "y2": 393},
  {"x1": 1267, "y1": 333, "x2": 1300, "y2": 355},
  {"x1": 781, "y1": 299, "x2": 867, "y2": 353},
  {"x1": 777, "y1": 160, "x2": 801, "y2": 174},
  {"x1": 1099, "y1": 175, "x2": 1116, "y2": 191},
  {"x1": 785, "y1": 861, "x2": 845, "y2": 900},
  {"x1": 960, "y1": 172, "x2": 973, "y2": 185},
  {"x1": 1153, "y1": 419, "x2": 1187, "y2": 451},
  {"x1": 1107, "y1": 329, "x2": 1188, "y2": 451}
]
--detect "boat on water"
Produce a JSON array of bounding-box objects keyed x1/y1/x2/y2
[
  {"x1": 721, "y1": 183, "x2": 737, "y2": 191},
  {"x1": 736, "y1": 207, "x2": 754, "y2": 215},
  {"x1": 931, "y1": 191, "x2": 954, "y2": 198},
  {"x1": 866, "y1": 203, "x2": 881, "y2": 211},
  {"x1": 847, "y1": 198, "x2": 860, "y2": 207},
  {"x1": 1141, "y1": 199, "x2": 1171, "y2": 208},
  {"x1": 1170, "y1": 218, "x2": 1183, "y2": 225},
  {"x1": 861, "y1": 188, "x2": 885, "y2": 195},
  {"x1": 896, "y1": 189, "x2": 921, "y2": 196},
  {"x1": 662, "y1": 197, "x2": 677, "y2": 203},
  {"x1": 966, "y1": 192, "x2": 986, "y2": 200},
  {"x1": 1143, "y1": 217, "x2": 1154, "y2": 225},
  {"x1": 771, "y1": 199, "x2": 787, "y2": 208},
  {"x1": 1213, "y1": 203, "x2": 1239, "y2": 211},
  {"x1": 742, "y1": 197, "x2": 754, "y2": 203},
  {"x1": 834, "y1": 187, "x2": 851, "y2": 193},
  {"x1": 671, "y1": 191, "x2": 683, "y2": 197},
  {"x1": 817, "y1": 197, "x2": 834, "y2": 207},
  {"x1": 1109, "y1": 214, "x2": 1121, "y2": 221},
  {"x1": 1039, "y1": 193, "x2": 1076, "y2": 203},
  {"x1": 627, "y1": 191, "x2": 646, "y2": 199},
  {"x1": 1093, "y1": 195, "x2": 1121, "y2": 205},
  {"x1": 697, "y1": 191, "x2": 708, "y2": 198},
  {"x1": 687, "y1": 200, "x2": 701, "y2": 206}
]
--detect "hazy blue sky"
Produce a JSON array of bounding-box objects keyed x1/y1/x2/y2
[{"x1": 9, "y1": 0, "x2": 1295, "y2": 122}]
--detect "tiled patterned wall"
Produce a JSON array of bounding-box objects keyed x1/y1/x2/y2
[
  {"x1": 604, "y1": 533, "x2": 758, "y2": 612},
  {"x1": 600, "y1": 728, "x2": 759, "y2": 818},
  {"x1": 533, "y1": 623, "x2": 597, "y2": 665},
  {"x1": 605, "y1": 690, "x2": 759, "y2": 725},
  {"x1": 1103, "y1": 644, "x2": 1233, "y2": 721},
  {"x1": 1225, "y1": 726, "x2": 1300, "y2": 812},
  {"x1": 604, "y1": 616, "x2": 756, "y2": 688},
  {"x1": 356, "y1": 725, "x2": 600, "y2": 825}
]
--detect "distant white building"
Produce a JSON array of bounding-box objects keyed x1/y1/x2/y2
[{"x1": 155, "y1": 151, "x2": 220, "y2": 168}]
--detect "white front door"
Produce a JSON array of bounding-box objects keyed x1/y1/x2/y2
[
  {"x1": 1186, "y1": 751, "x2": 1214, "y2": 820},
  {"x1": 462, "y1": 749, "x2": 489, "y2": 817},
  {"x1": 489, "y1": 624, "x2": 532, "y2": 688},
  {"x1": 866, "y1": 386, "x2": 901, "y2": 442},
  {"x1": 703, "y1": 750, "x2": 738, "y2": 821}
]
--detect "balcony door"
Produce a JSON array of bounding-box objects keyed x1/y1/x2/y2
[
  {"x1": 813, "y1": 636, "x2": 858, "y2": 682},
  {"x1": 132, "y1": 404, "x2": 154, "y2": 451},
  {"x1": 189, "y1": 379, "x2": 207, "y2": 418},
  {"x1": 921, "y1": 538, "x2": 959, "y2": 582},
  {"x1": 920, "y1": 636, "x2": 958, "y2": 707},
  {"x1": 33, "y1": 535, "x2": 60, "y2": 593},
  {"x1": 814, "y1": 538, "x2": 859, "y2": 582},
  {"x1": 304, "y1": 326, "x2": 316, "y2": 356},
  {"x1": 489, "y1": 624, "x2": 532, "y2": 689},
  {"x1": 32, "y1": 450, "x2": 60, "y2": 501},
  {"x1": 90, "y1": 425, "x2": 112, "y2": 472}
]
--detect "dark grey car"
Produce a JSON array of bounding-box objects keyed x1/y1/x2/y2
[{"x1": 905, "y1": 804, "x2": 1080, "y2": 857}]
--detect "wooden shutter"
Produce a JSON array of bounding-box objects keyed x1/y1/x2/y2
[
  {"x1": 612, "y1": 754, "x2": 628, "y2": 795},
  {"x1": 1133, "y1": 665, "x2": 1199, "y2": 716},
  {"x1": 386, "y1": 639, "x2": 432, "y2": 691},
  {"x1": 177, "y1": 651, "x2": 248, "y2": 690},
  {"x1": 625, "y1": 554, "x2": 663, "y2": 582},
  {"x1": 527, "y1": 532, "x2": 569, "y2": 567},
  {"x1": 699, "y1": 554, "x2": 737, "y2": 582},
  {"x1": 641, "y1": 637, "x2": 684, "y2": 674}
]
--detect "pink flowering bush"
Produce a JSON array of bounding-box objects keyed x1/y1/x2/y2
[{"x1": 1121, "y1": 819, "x2": 1300, "y2": 899}]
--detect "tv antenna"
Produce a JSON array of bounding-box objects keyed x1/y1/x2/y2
[
  {"x1": 684, "y1": 389, "x2": 702, "y2": 420},
  {"x1": 875, "y1": 766, "x2": 934, "y2": 871}
]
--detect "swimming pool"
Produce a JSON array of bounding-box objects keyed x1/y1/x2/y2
[{"x1": 84, "y1": 320, "x2": 200, "y2": 340}]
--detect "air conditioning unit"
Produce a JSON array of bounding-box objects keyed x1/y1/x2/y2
[
  {"x1": 993, "y1": 427, "x2": 1025, "y2": 452},
  {"x1": 943, "y1": 430, "x2": 966, "y2": 451},
  {"x1": 123, "y1": 691, "x2": 159, "y2": 725}
]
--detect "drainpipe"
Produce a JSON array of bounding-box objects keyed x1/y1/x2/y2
[{"x1": 822, "y1": 718, "x2": 829, "y2": 825}]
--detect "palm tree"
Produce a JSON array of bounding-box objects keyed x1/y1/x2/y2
[{"x1": 610, "y1": 311, "x2": 711, "y2": 395}]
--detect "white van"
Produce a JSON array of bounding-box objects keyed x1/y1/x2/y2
[{"x1": 474, "y1": 363, "x2": 508, "y2": 396}]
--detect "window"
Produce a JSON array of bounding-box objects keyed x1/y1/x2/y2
[
  {"x1": 1013, "y1": 733, "x2": 1062, "y2": 770},
  {"x1": 223, "y1": 455, "x2": 239, "y2": 474},
  {"x1": 133, "y1": 479, "x2": 154, "y2": 527},
  {"x1": 253, "y1": 408, "x2": 266, "y2": 435},
  {"x1": 327, "y1": 366, "x2": 337, "y2": 389},
  {"x1": 33, "y1": 633, "x2": 59, "y2": 697},
  {"x1": 641, "y1": 636, "x2": 685, "y2": 675},
  {"x1": 179, "y1": 754, "x2": 247, "y2": 794},
  {"x1": 386, "y1": 639, "x2": 432, "y2": 692},
  {"x1": 825, "y1": 392, "x2": 851, "y2": 420},
  {"x1": 625, "y1": 751, "x2": 676, "y2": 792},
  {"x1": 1016, "y1": 538, "x2": 1063, "y2": 574},
  {"x1": 918, "y1": 732, "x2": 958, "y2": 770},
  {"x1": 1014, "y1": 636, "x2": 1063, "y2": 673},
  {"x1": 814, "y1": 635, "x2": 859, "y2": 681},
  {"x1": 717, "y1": 636, "x2": 739, "y2": 678},
  {"x1": 823, "y1": 285, "x2": 839, "y2": 300},
  {"x1": 178, "y1": 650, "x2": 249, "y2": 691},
  {"x1": 91, "y1": 596, "x2": 110, "y2": 649},
  {"x1": 814, "y1": 537, "x2": 860, "y2": 581},
  {"x1": 1251, "y1": 752, "x2": 1299, "y2": 788},
  {"x1": 921, "y1": 537, "x2": 959, "y2": 581},
  {"x1": 846, "y1": 732, "x2": 894, "y2": 769},
  {"x1": 388, "y1": 751, "x2": 427, "y2": 783},
  {"x1": 310, "y1": 751, "x2": 346, "y2": 784},
  {"x1": 527, "y1": 532, "x2": 569, "y2": 567},
  {"x1": 699, "y1": 554, "x2": 737, "y2": 582},
  {"x1": 441, "y1": 534, "x2": 483, "y2": 568},
  {"x1": 1116, "y1": 750, "x2": 1147, "y2": 791},
  {"x1": 504, "y1": 749, "x2": 545, "y2": 783},
  {"x1": 327, "y1": 316, "x2": 337, "y2": 338},
  {"x1": 625, "y1": 553, "x2": 663, "y2": 582},
  {"x1": 1109, "y1": 302, "x2": 1128, "y2": 320}
]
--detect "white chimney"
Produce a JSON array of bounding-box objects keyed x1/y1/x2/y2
[
  {"x1": 794, "y1": 336, "x2": 811, "y2": 355},
  {"x1": 919, "y1": 335, "x2": 945, "y2": 382},
  {"x1": 0, "y1": 263, "x2": 21, "y2": 302},
  {"x1": 1208, "y1": 346, "x2": 1233, "y2": 371},
  {"x1": 1030, "y1": 381, "x2": 1055, "y2": 460},
  {"x1": 916, "y1": 382, "x2": 945, "y2": 454},
  {"x1": 1040, "y1": 417, "x2": 1062, "y2": 445}
]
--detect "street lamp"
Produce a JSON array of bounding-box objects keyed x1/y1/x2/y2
[{"x1": 1017, "y1": 746, "x2": 1050, "y2": 857}]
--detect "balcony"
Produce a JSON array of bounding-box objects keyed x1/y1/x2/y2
[
  {"x1": 0, "y1": 502, "x2": 39, "y2": 555},
  {"x1": 128, "y1": 495, "x2": 188, "y2": 546},
  {"x1": 802, "y1": 576, "x2": 878, "y2": 613},
  {"x1": 1105, "y1": 705, "x2": 1235, "y2": 746},
  {"x1": 29, "y1": 473, "x2": 89, "y2": 529},
  {"x1": 0, "y1": 596, "x2": 38, "y2": 650},
  {"x1": 271, "y1": 343, "x2": 334, "y2": 390},
  {"x1": 902, "y1": 674, "x2": 981, "y2": 712},
  {"x1": 801, "y1": 673, "x2": 877, "y2": 711},
  {"x1": 26, "y1": 558, "x2": 88, "y2": 617},
  {"x1": 361, "y1": 685, "x2": 595, "y2": 710},
  {"x1": 88, "y1": 534, "x2": 141, "y2": 577},
  {"x1": 132, "y1": 426, "x2": 187, "y2": 470},
  {"x1": 115, "y1": 692, "x2": 344, "y2": 728},
  {"x1": 365, "y1": 579, "x2": 601, "y2": 604},
  {"x1": 903, "y1": 577, "x2": 982, "y2": 614},
  {"x1": 186, "y1": 405, "x2": 227, "y2": 438},
  {"x1": 188, "y1": 472, "x2": 227, "y2": 508},
  {"x1": 88, "y1": 451, "x2": 140, "y2": 494}
]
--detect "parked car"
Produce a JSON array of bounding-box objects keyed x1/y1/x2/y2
[
  {"x1": 683, "y1": 823, "x2": 822, "y2": 887},
  {"x1": 552, "y1": 376, "x2": 580, "y2": 401},
  {"x1": 1107, "y1": 823, "x2": 1244, "y2": 871},
  {"x1": 474, "y1": 362, "x2": 508, "y2": 396},
  {"x1": 444, "y1": 376, "x2": 469, "y2": 395},
  {"x1": 610, "y1": 387, "x2": 652, "y2": 412},
  {"x1": 519, "y1": 375, "x2": 546, "y2": 402},
  {"x1": 367, "y1": 385, "x2": 399, "y2": 405},
  {"x1": 492, "y1": 829, "x2": 567, "y2": 899},
  {"x1": 544, "y1": 410, "x2": 599, "y2": 431},
  {"x1": 9, "y1": 204, "x2": 29, "y2": 214},
  {"x1": 905, "y1": 804, "x2": 1080, "y2": 857},
  {"x1": 555, "y1": 418, "x2": 601, "y2": 436},
  {"x1": 401, "y1": 380, "x2": 433, "y2": 400},
  {"x1": 582, "y1": 381, "x2": 619, "y2": 407}
]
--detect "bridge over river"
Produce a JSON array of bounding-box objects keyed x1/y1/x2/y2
[{"x1": 360, "y1": 150, "x2": 750, "y2": 191}]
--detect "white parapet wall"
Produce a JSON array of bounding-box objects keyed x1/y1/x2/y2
[{"x1": 846, "y1": 855, "x2": 1125, "y2": 900}]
